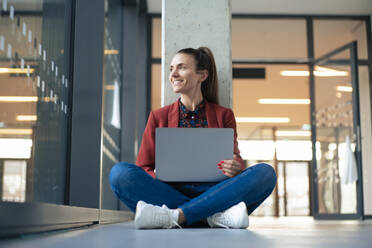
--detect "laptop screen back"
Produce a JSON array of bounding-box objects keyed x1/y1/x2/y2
[{"x1": 155, "y1": 128, "x2": 233, "y2": 182}]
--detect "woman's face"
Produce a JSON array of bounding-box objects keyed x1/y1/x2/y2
[{"x1": 169, "y1": 53, "x2": 206, "y2": 94}]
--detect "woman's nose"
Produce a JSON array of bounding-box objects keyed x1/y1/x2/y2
[{"x1": 170, "y1": 69, "x2": 179, "y2": 77}]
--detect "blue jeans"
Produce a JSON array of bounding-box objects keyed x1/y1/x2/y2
[{"x1": 109, "y1": 162, "x2": 276, "y2": 225}]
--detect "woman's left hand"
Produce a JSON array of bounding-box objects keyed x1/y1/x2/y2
[{"x1": 217, "y1": 154, "x2": 242, "y2": 178}]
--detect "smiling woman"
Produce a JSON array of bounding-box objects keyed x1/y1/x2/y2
[{"x1": 109, "y1": 47, "x2": 277, "y2": 229}]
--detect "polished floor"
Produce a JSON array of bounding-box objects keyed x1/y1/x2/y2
[{"x1": 2, "y1": 217, "x2": 372, "y2": 248}]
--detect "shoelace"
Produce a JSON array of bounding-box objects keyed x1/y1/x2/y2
[
  {"x1": 211, "y1": 213, "x2": 231, "y2": 229},
  {"x1": 161, "y1": 205, "x2": 182, "y2": 229}
]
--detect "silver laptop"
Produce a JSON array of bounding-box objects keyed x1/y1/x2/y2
[{"x1": 155, "y1": 128, "x2": 233, "y2": 182}]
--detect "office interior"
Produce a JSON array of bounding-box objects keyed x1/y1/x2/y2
[{"x1": 0, "y1": 0, "x2": 372, "y2": 246}]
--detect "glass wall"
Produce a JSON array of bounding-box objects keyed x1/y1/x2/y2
[
  {"x1": 233, "y1": 64, "x2": 311, "y2": 214},
  {"x1": 151, "y1": 64, "x2": 161, "y2": 110},
  {"x1": 233, "y1": 64, "x2": 310, "y2": 140},
  {"x1": 314, "y1": 46, "x2": 358, "y2": 214},
  {"x1": 314, "y1": 20, "x2": 368, "y2": 59},
  {"x1": 152, "y1": 17, "x2": 161, "y2": 59},
  {"x1": 151, "y1": 18, "x2": 161, "y2": 111},
  {"x1": 0, "y1": 0, "x2": 72, "y2": 204},
  {"x1": 0, "y1": 0, "x2": 147, "y2": 236},
  {"x1": 101, "y1": 0, "x2": 122, "y2": 210},
  {"x1": 232, "y1": 18, "x2": 307, "y2": 59}
]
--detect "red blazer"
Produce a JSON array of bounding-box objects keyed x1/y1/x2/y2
[{"x1": 136, "y1": 100, "x2": 245, "y2": 178}]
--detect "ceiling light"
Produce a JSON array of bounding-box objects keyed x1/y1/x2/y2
[
  {"x1": 280, "y1": 68, "x2": 348, "y2": 77},
  {"x1": 314, "y1": 71, "x2": 348, "y2": 77},
  {"x1": 0, "y1": 68, "x2": 35, "y2": 74},
  {"x1": 336, "y1": 86, "x2": 352, "y2": 92},
  {"x1": 315, "y1": 66, "x2": 345, "y2": 72},
  {"x1": 0, "y1": 96, "x2": 38, "y2": 102},
  {"x1": 104, "y1": 49, "x2": 119, "y2": 55},
  {"x1": 0, "y1": 129, "x2": 33, "y2": 135},
  {"x1": 236, "y1": 117, "x2": 290, "y2": 123},
  {"x1": 280, "y1": 71, "x2": 309, "y2": 76},
  {"x1": 258, "y1": 99, "x2": 310, "y2": 104},
  {"x1": 275, "y1": 131, "x2": 311, "y2": 137},
  {"x1": 16, "y1": 115, "x2": 37, "y2": 121},
  {"x1": 104, "y1": 85, "x2": 115, "y2": 90}
]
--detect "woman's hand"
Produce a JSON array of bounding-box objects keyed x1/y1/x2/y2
[{"x1": 217, "y1": 154, "x2": 242, "y2": 178}]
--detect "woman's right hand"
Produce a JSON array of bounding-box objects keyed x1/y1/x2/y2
[{"x1": 217, "y1": 154, "x2": 242, "y2": 177}]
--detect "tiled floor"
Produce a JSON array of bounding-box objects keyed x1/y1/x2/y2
[{"x1": 2, "y1": 217, "x2": 372, "y2": 248}]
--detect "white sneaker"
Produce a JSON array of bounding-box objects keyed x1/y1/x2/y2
[
  {"x1": 134, "y1": 201, "x2": 181, "y2": 229},
  {"x1": 207, "y1": 202, "x2": 249, "y2": 229}
]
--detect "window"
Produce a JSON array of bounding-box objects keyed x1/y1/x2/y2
[{"x1": 0, "y1": 0, "x2": 72, "y2": 205}]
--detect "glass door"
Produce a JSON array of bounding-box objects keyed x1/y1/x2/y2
[{"x1": 311, "y1": 41, "x2": 363, "y2": 219}]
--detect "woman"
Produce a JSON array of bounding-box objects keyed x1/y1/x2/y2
[{"x1": 109, "y1": 47, "x2": 276, "y2": 229}]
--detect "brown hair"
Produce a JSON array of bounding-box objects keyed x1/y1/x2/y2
[{"x1": 177, "y1": 47, "x2": 219, "y2": 104}]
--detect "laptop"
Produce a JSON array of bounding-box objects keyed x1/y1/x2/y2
[{"x1": 155, "y1": 128, "x2": 233, "y2": 182}]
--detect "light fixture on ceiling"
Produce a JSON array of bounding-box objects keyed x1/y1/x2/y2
[
  {"x1": 16, "y1": 115, "x2": 37, "y2": 121},
  {"x1": 104, "y1": 85, "x2": 115, "y2": 90},
  {"x1": 280, "y1": 66, "x2": 348, "y2": 77},
  {"x1": 314, "y1": 70, "x2": 348, "y2": 77},
  {"x1": 0, "y1": 96, "x2": 38, "y2": 102},
  {"x1": 315, "y1": 66, "x2": 348, "y2": 76},
  {"x1": 104, "y1": 49, "x2": 119, "y2": 55},
  {"x1": 280, "y1": 71, "x2": 310, "y2": 77},
  {"x1": 336, "y1": 86, "x2": 352, "y2": 92},
  {"x1": 0, "y1": 68, "x2": 35, "y2": 74},
  {"x1": 258, "y1": 98, "x2": 310, "y2": 104},
  {"x1": 236, "y1": 117, "x2": 290, "y2": 123},
  {"x1": 0, "y1": 129, "x2": 33, "y2": 135},
  {"x1": 275, "y1": 130, "x2": 311, "y2": 137}
]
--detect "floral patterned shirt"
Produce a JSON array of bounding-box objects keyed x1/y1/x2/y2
[{"x1": 178, "y1": 98, "x2": 208, "y2": 128}]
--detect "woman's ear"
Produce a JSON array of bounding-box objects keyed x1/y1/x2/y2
[{"x1": 200, "y1": 69, "x2": 209, "y2": 83}]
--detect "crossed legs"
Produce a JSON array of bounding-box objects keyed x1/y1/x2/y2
[{"x1": 109, "y1": 162, "x2": 276, "y2": 226}]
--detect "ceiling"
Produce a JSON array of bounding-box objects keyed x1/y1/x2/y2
[{"x1": 147, "y1": 0, "x2": 372, "y2": 15}]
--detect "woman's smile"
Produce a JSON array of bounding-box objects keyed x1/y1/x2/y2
[{"x1": 172, "y1": 79, "x2": 184, "y2": 87}]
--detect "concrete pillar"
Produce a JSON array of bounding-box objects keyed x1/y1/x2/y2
[{"x1": 162, "y1": 0, "x2": 232, "y2": 108}]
